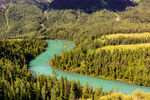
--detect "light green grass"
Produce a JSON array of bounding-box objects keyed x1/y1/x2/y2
[
  {"x1": 9, "y1": 31, "x2": 37, "y2": 39},
  {"x1": 97, "y1": 43, "x2": 150, "y2": 51},
  {"x1": 103, "y1": 33, "x2": 150, "y2": 39},
  {"x1": 99, "y1": 90, "x2": 150, "y2": 100},
  {"x1": 97, "y1": 33, "x2": 150, "y2": 41},
  {"x1": 96, "y1": 33, "x2": 150, "y2": 44}
]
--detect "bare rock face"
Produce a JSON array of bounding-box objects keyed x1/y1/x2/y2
[
  {"x1": 0, "y1": 4, "x2": 6, "y2": 9},
  {"x1": 0, "y1": 0, "x2": 10, "y2": 9}
]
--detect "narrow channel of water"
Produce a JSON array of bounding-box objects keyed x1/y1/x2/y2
[{"x1": 29, "y1": 40, "x2": 150, "y2": 94}]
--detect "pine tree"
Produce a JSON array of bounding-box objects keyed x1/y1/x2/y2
[
  {"x1": 41, "y1": 85, "x2": 47, "y2": 100},
  {"x1": 51, "y1": 81, "x2": 60, "y2": 100},
  {"x1": 64, "y1": 77, "x2": 70, "y2": 100},
  {"x1": 60, "y1": 76, "x2": 64, "y2": 98},
  {"x1": 76, "y1": 80, "x2": 82, "y2": 99},
  {"x1": 69, "y1": 80, "x2": 76, "y2": 100},
  {"x1": 82, "y1": 82, "x2": 89, "y2": 99}
]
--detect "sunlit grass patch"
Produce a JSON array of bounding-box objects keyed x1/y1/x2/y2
[
  {"x1": 102, "y1": 33, "x2": 150, "y2": 40},
  {"x1": 97, "y1": 43, "x2": 150, "y2": 51}
]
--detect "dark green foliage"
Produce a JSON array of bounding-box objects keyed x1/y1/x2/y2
[{"x1": 0, "y1": 39, "x2": 47, "y2": 66}]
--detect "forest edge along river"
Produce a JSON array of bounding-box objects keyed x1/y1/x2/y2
[{"x1": 29, "y1": 40, "x2": 150, "y2": 94}]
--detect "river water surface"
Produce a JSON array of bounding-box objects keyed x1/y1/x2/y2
[{"x1": 29, "y1": 40, "x2": 150, "y2": 94}]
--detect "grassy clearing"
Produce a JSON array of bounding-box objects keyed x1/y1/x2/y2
[
  {"x1": 97, "y1": 43, "x2": 150, "y2": 51},
  {"x1": 99, "y1": 90, "x2": 150, "y2": 100},
  {"x1": 102, "y1": 33, "x2": 150, "y2": 40},
  {"x1": 97, "y1": 33, "x2": 150, "y2": 43}
]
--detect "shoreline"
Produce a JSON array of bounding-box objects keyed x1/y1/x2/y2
[{"x1": 50, "y1": 64, "x2": 150, "y2": 89}]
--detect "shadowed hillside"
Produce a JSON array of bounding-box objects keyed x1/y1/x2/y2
[{"x1": 49, "y1": 0, "x2": 137, "y2": 13}]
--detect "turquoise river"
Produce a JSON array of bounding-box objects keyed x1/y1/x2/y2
[{"x1": 29, "y1": 40, "x2": 150, "y2": 94}]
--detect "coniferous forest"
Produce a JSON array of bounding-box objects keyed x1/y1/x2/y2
[
  {"x1": 0, "y1": 0, "x2": 150, "y2": 99},
  {"x1": 0, "y1": 40, "x2": 150, "y2": 100},
  {"x1": 0, "y1": 40, "x2": 107, "y2": 100}
]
